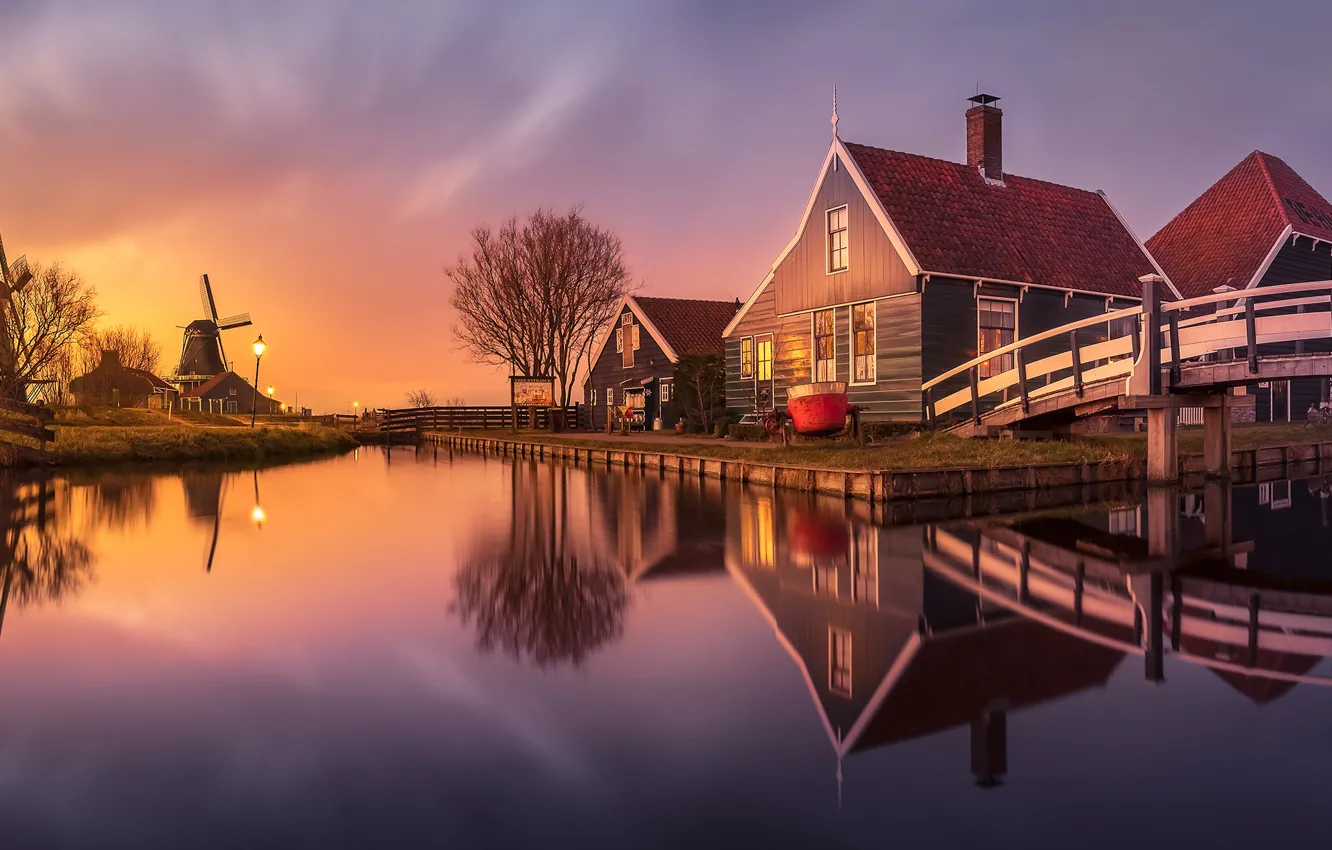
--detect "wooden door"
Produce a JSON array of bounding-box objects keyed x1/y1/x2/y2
[{"x1": 755, "y1": 334, "x2": 774, "y2": 412}]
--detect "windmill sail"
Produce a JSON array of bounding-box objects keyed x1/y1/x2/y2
[
  {"x1": 200, "y1": 274, "x2": 220, "y2": 323},
  {"x1": 217, "y1": 313, "x2": 252, "y2": 330},
  {"x1": 176, "y1": 274, "x2": 253, "y2": 379}
]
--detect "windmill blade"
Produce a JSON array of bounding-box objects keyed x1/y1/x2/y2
[
  {"x1": 7, "y1": 255, "x2": 32, "y2": 294},
  {"x1": 199, "y1": 274, "x2": 219, "y2": 323},
  {"x1": 217, "y1": 313, "x2": 252, "y2": 330}
]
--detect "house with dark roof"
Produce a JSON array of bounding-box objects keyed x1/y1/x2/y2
[
  {"x1": 1147, "y1": 151, "x2": 1332, "y2": 421},
  {"x1": 724, "y1": 95, "x2": 1169, "y2": 422},
  {"x1": 69, "y1": 350, "x2": 179, "y2": 410},
  {"x1": 583, "y1": 294, "x2": 738, "y2": 431},
  {"x1": 179, "y1": 370, "x2": 286, "y2": 416}
]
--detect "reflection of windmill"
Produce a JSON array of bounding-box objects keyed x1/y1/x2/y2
[
  {"x1": 182, "y1": 471, "x2": 226, "y2": 572},
  {"x1": 0, "y1": 229, "x2": 34, "y2": 389},
  {"x1": 174, "y1": 274, "x2": 252, "y2": 390}
]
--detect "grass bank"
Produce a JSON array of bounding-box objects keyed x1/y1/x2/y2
[
  {"x1": 0, "y1": 406, "x2": 357, "y2": 467},
  {"x1": 445, "y1": 423, "x2": 1332, "y2": 472}
]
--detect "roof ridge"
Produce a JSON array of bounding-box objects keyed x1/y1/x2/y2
[
  {"x1": 1251, "y1": 151, "x2": 1288, "y2": 224},
  {"x1": 842, "y1": 139, "x2": 1104, "y2": 198}
]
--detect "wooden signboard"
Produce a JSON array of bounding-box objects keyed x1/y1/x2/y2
[{"x1": 510, "y1": 376, "x2": 555, "y2": 429}]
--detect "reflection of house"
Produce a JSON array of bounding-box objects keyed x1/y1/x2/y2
[
  {"x1": 726, "y1": 490, "x2": 1122, "y2": 783},
  {"x1": 583, "y1": 296, "x2": 738, "y2": 432},
  {"x1": 1147, "y1": 152, "x2": 1332, "y2": 422},
  {"x1": 178, "y1": 371, "x2": 285, "y2": 415},
  {"x1": 69, "y1": 351, "x2": 178, "y2": 409}
]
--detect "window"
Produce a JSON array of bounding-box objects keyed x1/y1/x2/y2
[
  {"x1": 851, "y1": 527, "x2": 878, "y2": 606},
  {"x1": 813, "y1": 561, "x2": 838, "y2": 597},
  {"x1": 756, "y1": 337, "x2": 773, "y2": 382},
  {"x1": 813, "y1": 309, "x2": 835, "y2": 381},
  {"x1": 829, "y1": 628, "x2": 852, "y2": 697},
  {"x1": 740, "y1": 337, "x2": 754, "y2": 378},
  {"x1": 228, "y1": 388, "x2": 238, "y2": 396},
  {"x1": 827, "y1": 206, "x2": 848, "y2": 273},
  {"x1": 606, "y1": 388, "x2": 614, "y2": 407},
  {"x1": 660, "y1": 381, "x2": 672, "y2": 403},
  {"x1": 1108, "y1": 507, "x2": 1139, "y2": 536},
  {"x1": 977, "y1": 298, "x2": 1016, "y2": 378},
  {"x1": 741, "y1": 497, "x2": 775, "y2": 568},
  {"x1": 225, "y1": 401, "x2": 238, "y2": 414},
  {"x1": 851, "y1": 302, "x2": 876, "y2": 384},
  {"x1": 618, "y1": 313, "x2": 637, "y2": 368}
]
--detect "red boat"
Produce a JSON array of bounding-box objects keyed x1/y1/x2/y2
[{"x1": 785, "y1": 382, "x2": 850, "y2": 437}]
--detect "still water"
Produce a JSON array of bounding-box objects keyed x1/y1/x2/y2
[{"x1": 2, "y1": 446, "x2": 1331, "y2": 848}]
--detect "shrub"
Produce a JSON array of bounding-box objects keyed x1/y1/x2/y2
[
  {"x1": 727, "y1": 423, "x2": 769, "y2": 442},
  {"x1": 712, "y1": 416, "x2": 732, "y2": 439},
  {"x1": 862, "y1": 420, "x2": 927, "y2": 442}
]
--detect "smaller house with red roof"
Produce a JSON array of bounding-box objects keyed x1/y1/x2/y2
[
  {"x1": 179, "y1": 370, "x2": 286, "y2": 416},
  {"x1": 69, "y1": 350, "x2": 179, "y2": 410},
  {"x1": 1147, "y1": 151, "x2": 1332, "y2": 422},
  {"x1": 583, "y1": 295, "x2": 738, "y2": 431},
  {"x1": 724, "y1": 94, "x2": 1169, "y2": 422}
]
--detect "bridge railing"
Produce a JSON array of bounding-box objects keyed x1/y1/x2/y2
[
  {"x1": 379, "y1": 405, "x2": 584, "y2": 432},
  {"x1": 922, "y1": 304, "x2": 1144, "y2": 425}
]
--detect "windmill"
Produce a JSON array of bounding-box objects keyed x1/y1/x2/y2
[
  {"x1": 175, "y1": 274, "x2": 252, "y2": 382},
  {"x1": 0, "y1": 230, "x2": 34, "y2": 381}
]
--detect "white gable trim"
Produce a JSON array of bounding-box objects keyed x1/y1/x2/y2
[
  {"x1": 582, "y1": 295, "x2": 680, "y2": 391},
  {"x1": 1096, "y1": 189, "x2": 1184, "y2": 301},
  {"x1": 1243, "y1": 225, "x2": 1294, "y2": 291},
  {"x1": 723, "y1": 139, "x2": 923, "y2": 338}
]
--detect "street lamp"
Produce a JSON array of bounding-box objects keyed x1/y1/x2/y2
[
  {"x1": 353, "y1": 400, "x2": 360, "y2": 419},
  {"x1": 250, "y1": 334, "x2": 266, "y2": 428}
]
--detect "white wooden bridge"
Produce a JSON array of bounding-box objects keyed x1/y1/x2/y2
[{"x1": 922, "y1": 275, "x2": 1332, "y2": 479}]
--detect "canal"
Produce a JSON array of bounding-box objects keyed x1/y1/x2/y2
[{"x1": 1, "y1": 446, "x2": 1329, "y2": 848}]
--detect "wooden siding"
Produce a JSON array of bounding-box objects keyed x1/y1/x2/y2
[
  {"x1": 726, "y1": 287, "x2": 922, "y2": 422},
  {"x1": 1248, "y1": 240, "x2": 1332, "y2": 420},
  {"x1": 921, "y1": 279, "x2": 1125, "y2": 420},
  {"x1": 584, "y1": 305, "x2": 677, "y2": 431},
  {"x1": 773, "y1": 155, "x2": 915, "y2": 316}
]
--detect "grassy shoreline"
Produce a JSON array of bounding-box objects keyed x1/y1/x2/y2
[
  {"x1": 437, "y1": 424, "x2": 1332, "y2": 472},
  {"x1": 0, "y1": 407, "x2": 358, "y2": 467}
]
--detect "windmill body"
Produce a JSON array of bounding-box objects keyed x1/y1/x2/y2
[{"x1": 174, "y1": 274, "x2": 251, "y2": 394}]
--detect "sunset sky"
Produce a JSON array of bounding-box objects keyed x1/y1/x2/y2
[{"x1": 2, "y1": 0, "x2": 1329, "y2": 411}]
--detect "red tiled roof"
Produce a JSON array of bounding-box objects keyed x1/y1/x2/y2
[
  {"x1": 126, "y1": 367, "x2": 175, "y2": 392},
  {"x1": 1146, "y1": 151, "x2": 1332, "y2": 299},
  {"x1": 633, "y1": 296, "x2": 738, "y2": 358},
  {"x1": 180, "y1": 371, "x2": 233, "y2": 398},
  {"x1": 842, "y1": 141, "x2": 1157, "y2": 298}
]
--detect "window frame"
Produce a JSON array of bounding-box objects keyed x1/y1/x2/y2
[
  {"x1": 740, "y1": 336, "x2": 754, "y2": 378},
  {"x1": 976, "y1": 296, "x2": 1019, "y2": 380},
  {"x1": 849, "y1": 300, "x2": 876, "y2": 386},
  {"x1": 829, "y1": 627, "x2": 852, "y2": 698},
  {"x1": 826, "y1": 205, "x2": 849, "y2": 275},
  {"x1": 811, "y1": 308, "x2": 837, "y2": 383}
]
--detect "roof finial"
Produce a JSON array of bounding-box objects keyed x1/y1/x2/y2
[{"x1": 831, "y1": 84, "x2": 839, "y2": 139}]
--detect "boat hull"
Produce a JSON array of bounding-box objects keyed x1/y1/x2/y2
[{"x1": 786, "y1": 382, "x2": 849, "y2": 437}]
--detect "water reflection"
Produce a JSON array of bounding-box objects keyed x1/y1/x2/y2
[
  {"x1": 720, "y1": 471, "x2": 1332, "y2": 790},
  {"x1": 0, "y1": 475, "x2": 93, "y2": 634}
]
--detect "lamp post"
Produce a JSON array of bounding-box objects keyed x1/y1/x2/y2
[
  {"x1": 267, "y1": 386, "x2": 275, "y2": 417},
  {"x1": 353, "y1": 400, "x2": 359, "y2": 420},
  {"x1": 250, "y1": 334, "x2": 266, "y2": 428}
]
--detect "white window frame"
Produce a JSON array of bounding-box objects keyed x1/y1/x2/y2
[
  {"x1": 659, "y1": 380, "x2": 672, "y2": 403},
  {"x1": 811, "y1": 308, "x2": 837, "y2": 383},
  {"x1": 826, "y1": 205, "x2": 849, "y2": 275},
  {"x1": 829, "y1": 627, "x2": 852, "y2": 698},
  {"x1": 977, "y1": 296, "x2": 1019, "y2": 379},
  {"x1": 849, "y1": 300, "x2": 876, "y2": 386}
]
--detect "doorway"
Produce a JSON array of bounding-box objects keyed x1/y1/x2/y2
[{"x1": 755, "y1": 333, "x2": 774, "y2": 412}]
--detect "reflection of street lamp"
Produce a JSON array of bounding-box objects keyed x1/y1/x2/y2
[
  {"x1": 250, "y1": 335, "x2": 266, "y2": 428},
  {"x1": 251, "y1": 469, "x2": 265, "y2": 529}
]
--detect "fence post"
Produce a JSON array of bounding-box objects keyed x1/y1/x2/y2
[
  {"x1": 1132, "y1": 275, "x2": 1165, "y2": 396},
  {"x1": 1069, "y1": 330, "x2": 1083, "y2": 397},
  {"x1": 968, "y1": 366, "x2": 981, "y2": 425},
  {"x1": 1131, "y1": 314, "x2": 1141, "y2": 362},
  {"x1": 1016, "y1": 348, "x2": 1030, "y2": 413},
  {"x1": 1245, "y1": 298, "x2": 1258, "y2": 374},
  {"x1": 924, "y1": 387, "x2": 936, "y2": 427},
  {"x1": 1168, "y1": 310, "x2": 1181, "y2": 384}
]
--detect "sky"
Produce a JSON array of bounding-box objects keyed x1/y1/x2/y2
[{"x1": 1, "y1": 0, "x2": 1330, "y2": 411}]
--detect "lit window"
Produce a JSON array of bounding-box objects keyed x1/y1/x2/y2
[
  {"x1": 978, "y1": 298, "x2": 1016, "y2": 378},
  {"x1": 827, "y1": 206, "x2": 848, "y2": 273},
  {"x1": 740, "y1": 337, "x2": 754, "y2": 378},
  {"x1": 741, "y1": 497, "x2": 775, "y2": 568},
  {"x1": 756, "y1": 337, "x2": 773, "y2": 382},
  {"x1": 814, "y1": 309, "x2": 835, "y2": 381},
  {"x1": 829, "y1": 628, "x2": 852, "y2": 697},
  {"x1": 852, "y1": 302, "x2": 875, "y2": 383}
]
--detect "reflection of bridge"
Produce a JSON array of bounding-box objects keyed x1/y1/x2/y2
[
  {"x1": 922, "y1": 277, "x2": 1332, "y2": 479},
  {"x1": 724, "y1": 477, "x2": 1332, "y2": 790}
]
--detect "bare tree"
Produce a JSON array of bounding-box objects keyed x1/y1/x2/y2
[
  {"x1": 80, "y1": 324, "x2": 162, "y2": 375},
  {"x1": 448, "y1": 208, "x2": 632, "y2": 406},
  {"x1": 4, "y1": 262, "x2": 100, "y2": 399},
  {"x1": 442, "y1": 396, "x2": 465, "y2": 407},
  {"x1": 405, "y1": 388, "x2": 438, "y2": 408}
]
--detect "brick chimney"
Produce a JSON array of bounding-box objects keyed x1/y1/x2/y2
[{"x1": 966, "y1": 94, "x2": 1002, "y2": 182}]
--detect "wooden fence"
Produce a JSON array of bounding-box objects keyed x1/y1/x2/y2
[{"x1": 379, "y1": 405, "x2": 583, "y2": 433}]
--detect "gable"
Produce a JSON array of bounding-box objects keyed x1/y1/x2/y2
[{"x1": 773, "y1": 154, "x2": 916, "y2": 315}]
